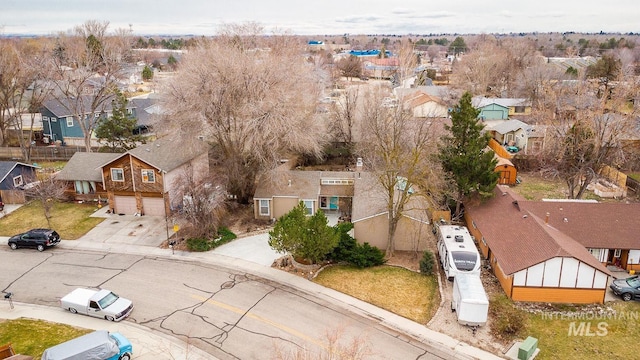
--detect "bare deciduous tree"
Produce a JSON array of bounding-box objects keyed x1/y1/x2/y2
[
  {"x1": 271, "y1": 325, "x2": 372, "y2": 360},
  {"x1": 0, "y1": 39, "x2": 24, "y2": 147},
  {"x1": 162, "y1": 23, "x2": 327, "y2": 204},
  {"x1": 26, "y1": 172, "x2": 67, "y2": 228},
  {"x1": 172, "y1": 168, "x2": 226, "y2": 239},
  {"x1": 537, "y1": 81, "x2": 636, "y2": 198},
  {"x1": 47, "y1": 20, "x2": 131, "y2": 151},
  {"x1": 329, "y1": 86, "x2": 359, "y2": 150},
  {"x1": 358, "y1": 88, "x2": 443, "y2": 256}
]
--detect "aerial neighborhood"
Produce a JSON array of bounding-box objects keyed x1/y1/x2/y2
[{"x1": 1, "y1": 19, "x2": 640, "y2": 360}]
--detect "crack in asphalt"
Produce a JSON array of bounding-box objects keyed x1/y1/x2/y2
[
  {"x1": 2, "y1": 253, "x2": 54, "y2": 296},
  {"x1": 138, "y1": 271, "x2": 305, "y2": 358}
]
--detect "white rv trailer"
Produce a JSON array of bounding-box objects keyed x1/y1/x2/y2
[{"x1": 436, "y1": 225, "x2": 481, "y2": 280}]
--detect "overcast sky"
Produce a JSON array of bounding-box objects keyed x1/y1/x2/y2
[{"x1": 1, "y1": 0, "x2": 638, "y2": 36}]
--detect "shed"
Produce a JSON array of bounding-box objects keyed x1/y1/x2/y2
[{"x1": 494, "y1": 155, "x2": 517, "y2": 185}]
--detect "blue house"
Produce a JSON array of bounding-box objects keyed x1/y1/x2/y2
[
  {"x1": 41, "y1": 96, "x2": 156, "y2": 147},
  {"x1": 0, "y1": 161, "x2": 38, "y2": 203},
  {"x1": 473, "y1": 97, "x2": 532, "y2": 120}
]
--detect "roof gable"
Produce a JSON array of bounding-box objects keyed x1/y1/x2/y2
[{"x1": 0, "y1": 161, "x2": 38, "y2": 184}]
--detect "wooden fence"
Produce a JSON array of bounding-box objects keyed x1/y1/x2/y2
[{"x1": 0, "y1": 146, "x2": 96, "y2": 162}]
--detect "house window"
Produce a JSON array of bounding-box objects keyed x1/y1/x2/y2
[
  {"x1": 43, "y1": 116, "x2": 49, "y2": 121},
  {"x1": 259, "y1": 199, "x2": 270, "y2": 216},
  {"x1": 614, "y1": 249, "x2": 622, "y2": 258},
  {"x1": 66, "y1": 117, "x2": 74, "y2": 127},
  {"x1": 514, "y1": 106, "x2": 525, "y2": 114},
  {"x1": 588, "y1": 248, "x2": 603, "y2": 261},
  {"x1": 111, "y1": 168, "x2": 124, "y2": 182},
  {"x1": 51, "y1": 117, "x2": 57, "y2": 122},
  {"x1": 13, "y1": 175, "x2": 23, "y2": 187},
  {"x1": 303, "y1": 200, "x2": 314, "y2": 215},
  {"x1": 141, "y1": 169, "x2": 155, "y2": 183}
]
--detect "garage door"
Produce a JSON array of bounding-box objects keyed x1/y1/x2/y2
[
  {"x1": 142, "y1": 197, "x2": 165, "y2": 216},
  {"x1": 482, "y1": 110, "x2": 505, "y2": 120},
  {"x1": 114, "y1": 196, "x2": 137, "y2": 215}
]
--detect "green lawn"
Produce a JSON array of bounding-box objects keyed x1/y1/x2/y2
[
  {"x1": 525, "y1": 301, "x2": 640, "y2": 359},
  {"x1": 0, "y1": 201, "x2": 104, "y2": 239},
  {"x1": 313, "y1": 265, "x2": 439, "y2": 324},
  {"x1": 0, "y1": 318, "x2": 90, "y2": 359}
]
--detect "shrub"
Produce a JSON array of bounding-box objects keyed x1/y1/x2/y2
[
  {"x1": 419, "y1": 250, "x2": 436, "y2": 275},
  {"x1": 186, "y1": 227, "x2": 237, "y2": 252},
  {"x1": 186, "y1": 237, "x2": 211, "y2": 252},
  {"x1": 327, "y1": 223, "x2": 358, "y2": 262},
  {"x1": 349, "y1": 242, "x2": 386, "y2": 268},
  {"x1": 489, "y1": 294, "x2": 527, "y2": 341},
  {"x1": 217, "y1": 226, "x2": 237, "y2": 243}
]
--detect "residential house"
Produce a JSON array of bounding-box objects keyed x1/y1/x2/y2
[
  {"x1": 522, "y1": 200, "x2": 640, "y2": 273},
  {"x1": 0, "y1": 161, "x2": 38, "y2": 204},
  {"x1": 101, "y1": 136, "x2": 209, "y2": 216},
  {"x1": 253, "y1": 171, "x2": 354, "y2": 222},
  {"x1": 464, "y1": 186, "x2": 631, "y2": 304},
  {"x1": 56, "y1": 152, "x2": 119, "y2": 202},
  {"x1": 486, "y1": 119, "x2": 546, "y2": 155},
  {"x1": 473, "y1": 97, "x2": 532, "y2": 121},
  {"x1": 253, "y1": 170, "x2": 431, "y2": 252},
  {"x1": 402, "y1": 91, "x2": 449, "y2": 118},
  {"x1": 41, "y1": 96, "x2": 157, "y2": 147}
]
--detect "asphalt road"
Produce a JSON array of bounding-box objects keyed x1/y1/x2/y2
[{"x1": 0, "y1": 247, "x2": 455, "y2": 360}]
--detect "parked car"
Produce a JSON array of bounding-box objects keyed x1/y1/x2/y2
[
  {"x1": 61, "y1": 288, "x2": 134, "y2": 322},
  {"x1": 7, "y1": 228, "x2": 60, "y2": 251},
  {"x1": 609, "y1": 275, "x2": 640, "y2": 301},
  {"x1": 0, "y1": 201, "x2": 4, "y2": 211}
]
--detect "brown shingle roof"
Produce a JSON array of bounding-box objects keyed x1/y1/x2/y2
[
  {"x1": 523, "y1": 201, "x2": 640, "y2": 250},
  {"x1": 465, "y1": 186, "x2": 611, "y2": 275}
]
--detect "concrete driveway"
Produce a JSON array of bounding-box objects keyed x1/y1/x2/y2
[{"x1": 80, "y1": 206, "x2": 174, "y2": 247}]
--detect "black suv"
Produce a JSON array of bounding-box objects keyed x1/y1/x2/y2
[{"x1": 8, "y1": 228, "x2": 61, "y2": 252}]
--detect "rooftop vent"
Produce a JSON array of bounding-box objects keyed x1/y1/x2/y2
[{"x1": 454, "y1": 235, "x2": 464, "y2": 242}]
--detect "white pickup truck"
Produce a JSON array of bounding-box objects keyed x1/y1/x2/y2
[{"x1": 60, "y1": 288, "x2": 134, "y2": 322}]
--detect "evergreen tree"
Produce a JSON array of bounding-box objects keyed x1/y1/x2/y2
[
  {"x1": 448, "y1": 36, "x2": 467, "y2": 55},
  {"x1": 438, "y1": 92, "x2": 498, "y2": 218},
  {"x1": 142, "y1": 65, "x2": 153, "y2": 81},
  {"x1": 167, "y1": 54, "x2": 178, "y2": 70},
  {"x1": 268, "y1": 202, "x2": 339, "y2": 264},
  {"x1": 94, "y1": 90, "x2": 144, "y2": 151}
]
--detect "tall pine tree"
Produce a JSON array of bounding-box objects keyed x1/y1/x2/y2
[{"x1": 439, "y1": 92, "x2": 498, "y2": 218}]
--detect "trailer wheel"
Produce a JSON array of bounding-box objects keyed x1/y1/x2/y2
[
  {"x1": 119, "y1": 353, "x2": 131, "y2": 360},
  {"x1": 106, "y1": 315, "x2": 115, "y2": 321},
  {"x1": 69, "y1": 308, "x2": 77, "y2": 314}
]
